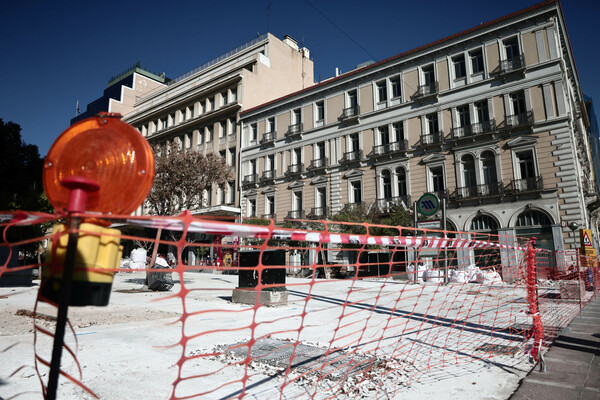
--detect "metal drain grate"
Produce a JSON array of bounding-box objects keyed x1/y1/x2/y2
[{"x1": 221, "y1": 338, "x2": 375, "y2": 380}]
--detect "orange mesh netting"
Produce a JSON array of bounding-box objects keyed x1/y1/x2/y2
[{"x1": 1, "y1": 211, "x2": 598, "y2": 399}]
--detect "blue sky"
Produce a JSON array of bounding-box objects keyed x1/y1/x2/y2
[{"x1": 1, "y1": 0, "x2": 598, "y2": 157}]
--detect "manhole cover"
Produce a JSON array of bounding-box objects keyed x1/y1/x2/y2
[
  {"x1": 475, "y1": 343, "x2": 518, "y2": 355},
  {"x1": 221, "y1": 338, "x2": 374, "y2": 380}
]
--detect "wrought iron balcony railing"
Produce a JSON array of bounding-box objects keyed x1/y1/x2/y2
[
  {"x1": 242, "y1": 174, "x2": 258, "y2": 185},
  {"x1": 260, "y1": 131, "x2": 276, "y2": 144},
  {"x1": 340, "y1": 149, "x2": 362, "y2": 163},
  {"x1": 500, "y1": 54, "x2": 525, "y2": 74},
  {"x1": 308, "y1": 157, "x2": 328, "y2": 171},
  {"x1": 286, "y1": 163, "x2": 303, "y2": 175},
  {"x1": 261, "y1": 213, "x2": 277, "y2": 220},
  {"x1": 340, "y1": 105, "x2": 360, "y2": 120},
  {"x1": 261, "y1": 169, "x2": 275, "y2": 181},
  {"x1": 342, "y1": 202, "x2": 365, "y2": 213},
  {"x1": 371, "y1": 140, "x2": 409, "y2": 157},
  {"x1": 505, "y1": 111, "x2": 534, "y2": 128},
  {"x1": 376, "y1": 196, "x2": 411, "y2": 212},
  {"x1": 285, "y1": 210, "x2": 305, "y2": 220},
  {"x1": 433, "y1": 190, "x2": 449, "y2": 202},
  {"x1": 451, "y1": 119, "x2": 496, "y2": 139},
  {"x1": 413, "y1": 81, "x2": 439, "y2": 99},
  {"x1": 421, "y1": 131, "x2": 444, "y2": 145},
  {"x1": 456, "y1": 182, "x2": 504, "y2": 200},
  {"x1": 511, "y1": 176, "x2": 543, "y2": 193},
  {"x1": 286, "y1": 123, "x2": 303, "y2": 137},
  {"x1": 307, "y1": 206, "x2": 329, "y2": 219}
]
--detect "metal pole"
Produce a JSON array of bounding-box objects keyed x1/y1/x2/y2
[
  {"x1": 46, "y1": 215, "x2": 80, "y2": 400},
  {"x1": 442, "y1": 198, "x2": 448, "y2": 284},
  {"x1": 413, "y1": 202, "x2": 418, "y2": 283}
]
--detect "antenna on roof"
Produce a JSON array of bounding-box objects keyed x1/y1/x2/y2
[{"x1": 267, "y1": 1, "x2": 273, "y2": 33}]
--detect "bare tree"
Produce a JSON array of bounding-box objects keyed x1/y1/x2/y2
[{"x1": 145, "y1": 144, "x2": 235, "y2": 216}]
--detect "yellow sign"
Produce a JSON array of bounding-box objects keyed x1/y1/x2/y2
[
  {"x1": 581, "y1": 247, "x2": 596, "y2": 257},
  {"x1": 223, "y1": 253, "x2": 233, "y2": 268},
  {"x1": 580, "y1": 229, "x2": 593, "y2": 247}
]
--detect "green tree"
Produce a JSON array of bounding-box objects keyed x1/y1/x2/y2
[{"x1": 0, "y1": 119, "x2": 53, "y2": 258}]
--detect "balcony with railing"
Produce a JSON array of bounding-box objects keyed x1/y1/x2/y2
[
  {"x1": 341, "y1": 202, "x2": 365, "y2": 213},
  {"x1": 451, "y1": 119, "x2": 496, "y2": 140},
  {"x1": 307, "y1": 206, "x2": 329, "y2": 219},
  {"x1": 511, "y1": 176, "x2": 543, "y2": 194},
  {"x1": 340, "y1": 149, "x2": 362, "y2": 164},
  {"x1": 307, "y1": 157, "x2": 328, "y2": 172},
  {"x1": 412, "y1": 81, "x2": 439, "y2": 100},
  {"x1": 260, "y1": 131, "x2": 276, "y2": 145},
  {"x1": 260, "y1": 169, "x2": 275, "y2": 182},
  {"x1": 285, "y1": 210, "x2": 305, "y2": 220},
  {"x1": 340, "y1": 105, "x2": 360, "y2": 123},
  {"x1": 261, "y1": 213, "x2": 277, "y2": 220},
  {"x1": 421, "y1": 131, "x2": 444, "y2": 146},
  {"x1": 456, "y1": 182, "x2": 504, "y2": 200},
  {"x1": 376, "y1": 196, "x2": 411, "y2": 212},
  {"x1": 433, "y1": 190, "x2": 449, "y2": 202},
  {"x1": 505, "y1": 111, "x2": 534, "y2": 129},
  {"x1": 242, "y1": 173, "x2": 258, "y2": 186},
  {"x1": 499, "y1": 54, "x2": 525, "y2": 74},
  {"x1": 370, "y1": 140, "x2": 409, "y2": 158},
  {"x1": 286, "y1": 123, "x2": 303, "y2": 138},
  {"x1": 286, "y1": 163, "x2": 304, "y2": 176}
]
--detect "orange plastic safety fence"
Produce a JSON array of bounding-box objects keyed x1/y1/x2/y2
[{"x1": 1, "y1": 211, "x2": 598, "y2": 399}]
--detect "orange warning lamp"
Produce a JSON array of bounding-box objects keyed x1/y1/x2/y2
[{"x1": 43, "y1": 113, "x2": 155, "y2": 214}]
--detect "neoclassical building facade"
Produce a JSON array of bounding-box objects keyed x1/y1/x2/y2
[{"x1": 238, "y1": 0, "x2": 597, "y2": 264}]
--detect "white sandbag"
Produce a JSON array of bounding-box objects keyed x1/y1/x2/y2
[
  {"x1": 464, "y1": 264, "x2": 480, "y2": 282},
  {"x1": 475, "y1": 270, "x2": 502, "y2": 285},
  {"x1": 424, "y1": 269, "x2": 443, "y2": 283},
  {"x1": 130, "y1": 248, "x2": 147, "y2": 263},
  {"x1": 130, "y1": 261, "x2": 146, "y2": 270},
  {"x1": 119, "y1": 258, "x2": 130, "y2": 269},
  {"x1": 449, "y1": 269, "x2": 468, "y2": 283},
  {"x1": 407, "y1": 264, "x2": 427, "y2": 283}
]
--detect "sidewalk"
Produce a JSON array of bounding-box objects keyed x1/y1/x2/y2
[{"x1": 509, "y1": 296, "x2": 600, "y2": 400}]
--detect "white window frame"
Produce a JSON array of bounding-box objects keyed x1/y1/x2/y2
[
  {"x1": 511, "y1": 146, "x2": 539, "y2": 181},
  {"x1": 247, "y1": 197, "x2": 257, "y2": 218},
  {"x1": 469, "y1": 47, "x2": 485, "y2": 76},
  {"x1": 314, "y1": 185, "x2": 328, "y2": 211},
  {"x1": 501, "y1": 35, "x2": 522, "y2": 61},
  {"x1": 375, "y1": 80, "x2": 388, "y2": 110},
  {"x1": 348, "y1": 179, "x2": 363, "y2": 204},
  {"x1": 346, "y1": 89, "x2": 358, "y2": 108},
  {"x1": 249, "y1": 123, "x2": 258, "y2": 145},
  {"x1": 292, "y1": 189, "x2": 303, "y2": 212},
  {"x1": 451, "y1": 53, "x2": 467, "y2": 80},
  {"x1": 314, "y1": 100, "x2": 325, "y2": 127},
  {"x1": 267, "y1": 117, "x2": 276, "y2": 133},
  {"x1": 265, "y1": 194, "x2": 275, "y2": 216},
  {"x1": 420, "y1": 63, "x2": 436, "y2": 85},
  {"x1": 427, "y1": 163, "x2": 446, "y2": 193}
]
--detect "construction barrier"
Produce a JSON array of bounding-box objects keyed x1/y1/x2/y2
[{"x1": 1, "y1": 211, "x2": 598, "y2": 399}]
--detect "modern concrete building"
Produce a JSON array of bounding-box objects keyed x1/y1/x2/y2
[
  {"x1": 238, "y1": 0, "x2": 598, "y2": 267},
  {"x1": 119, "y1": 34, "x2": 313, "y2": 218}
]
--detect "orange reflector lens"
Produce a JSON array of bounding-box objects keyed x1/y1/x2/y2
[{"x1": 43, "y1": 115, "x2": 155, "y2": 214}]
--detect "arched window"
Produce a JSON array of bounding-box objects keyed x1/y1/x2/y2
[
  {"x1": 470, "y1": 214, "x2": 499, "y2": 269},
  {"x1": 516, "y1": 210, "x2": 552, "y2": 227},
  {"x1": 461, "y1": 154, "x2": 476, "y2": 187},
  {"x1": 481, "y1": 151, "x2": 497, "y2": 184},
  {"x1": 516, "y1": 210, "x2": 554, "y2": 251},
  {"x1": 470, "y1": 214, "x2": 499, "y2": 233}
]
